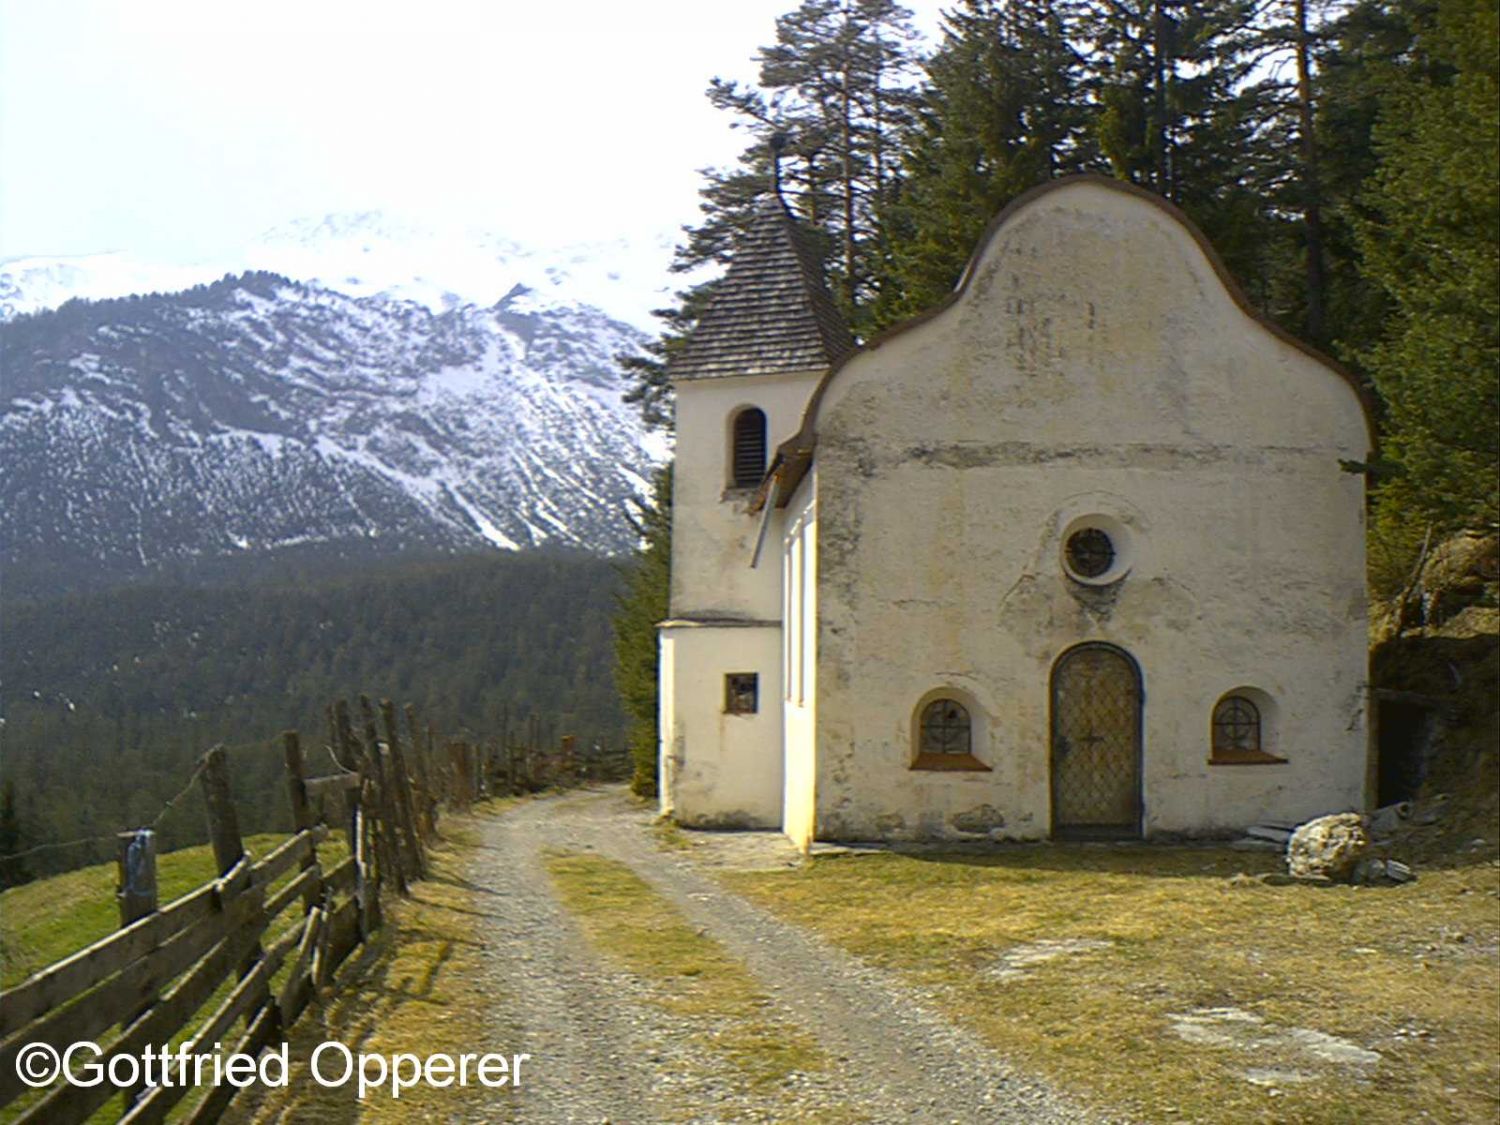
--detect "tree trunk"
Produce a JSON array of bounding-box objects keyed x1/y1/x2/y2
[{"x1": 1294, "y1": 0, "x2": 1327, "y2": 342}]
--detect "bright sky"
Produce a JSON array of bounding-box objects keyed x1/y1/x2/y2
[{"x1": 0, "y1": 0, "x2": 942, "y2": 263}]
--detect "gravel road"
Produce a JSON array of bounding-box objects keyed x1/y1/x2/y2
[{"x1": 466, "y1": 787, "x2": 1107, "y2": 1124}]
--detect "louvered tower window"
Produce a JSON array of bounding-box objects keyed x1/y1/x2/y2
[{"x1": 731, "y1": 408, "x2": 767, "y2": 489}]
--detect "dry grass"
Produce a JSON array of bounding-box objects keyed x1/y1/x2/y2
[
  {"x1": 727, "y1": 844, "x2": 1500, "y2": 1125},
  {"x1": 228, "y1": 803, "x2": 520, "y2": 1123},
  {"x1": 544, "y1": 850, "x2": 827, "y2": 1092}
]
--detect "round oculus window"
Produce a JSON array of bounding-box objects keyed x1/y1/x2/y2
[{"x1": 1065, "y1": 528, "x2": 1115, "y2": 579}]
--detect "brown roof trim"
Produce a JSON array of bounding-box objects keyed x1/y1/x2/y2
[{"x1": 759, "y1": 173, "x2": 1379, "y2": 509}]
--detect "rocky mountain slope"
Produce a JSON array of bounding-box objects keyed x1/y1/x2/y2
[{"x1": 0, "y1": 270, "x2": 664, "y2": 596}]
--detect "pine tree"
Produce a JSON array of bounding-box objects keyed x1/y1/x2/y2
[
  {"x1": 1080, "y1": 0, "x2": 1272, "y2": 291},
  {"x1": 612, "y1": 466, "x2": 673, "y2": 797},
  {"x1": 682, "y1": 0, "x2": 922, "y2": 331},
  {"x1": 1359, "y1": 0, "x2": 1499, "y2": 548},
  {"x1": 622, "y1": 1, "x2": 923, "y2": 424},
  {"x1": 874, "y1": 0, "x2": 1095, "y2": 327}
]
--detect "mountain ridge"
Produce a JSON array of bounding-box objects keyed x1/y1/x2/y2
[{"x1": 1, "y1": 269, "x2": 664, "y2": 598}]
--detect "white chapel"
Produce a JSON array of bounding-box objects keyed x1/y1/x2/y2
[{"x1": 657, "y1": 174, "x2": 1374, "y2": 851}]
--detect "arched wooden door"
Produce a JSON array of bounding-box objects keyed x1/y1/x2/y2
[{"x1": 1050, "y1": 643, "x2": 1143, "y2": 838}]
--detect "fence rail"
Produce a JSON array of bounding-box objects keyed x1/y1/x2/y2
[{"x1": 0, "y1": 695, "x2": 619, "y2": 1123}]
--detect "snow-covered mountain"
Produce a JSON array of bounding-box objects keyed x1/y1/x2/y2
[
  {"x1": 0, "y1": 270, "x2": 667, "y2": 596},
  {"x1": 0, "y1": 210, "x2": 682, "y2": 330}
]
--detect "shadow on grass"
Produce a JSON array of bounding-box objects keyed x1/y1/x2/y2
[{"x1": 843, "y1": 843, "x2": 1285, "y2": 881}]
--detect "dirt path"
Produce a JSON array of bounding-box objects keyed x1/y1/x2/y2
[{"x1": 467, "y1": 787, "x2": 1104, "y2": 1124}]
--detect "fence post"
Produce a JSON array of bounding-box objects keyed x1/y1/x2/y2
[
  {"x1": 283, "y1": 731, "x2": 321, "y2": 913},
  {"x1": 197, "y1": 745, "x2": 271, "y2": 1025},
  {"x1": 381, "y1": 700, "x2": 426, "y2": 878},
  {"x1": 113, "y1": 828, "x2": 158, "y2": 1107},
  {"x1": 198, "y1": 746, "x2": 244, "y2": 877},
  {"x1": 447, "y1": 742, "x2": 469, "y2": 811},
  {"x1": 115, "y1": 829, "x2": 158, "y2": 926},
  {"x1": 359, "y1": 696, "x2": 409, "y2": 895},
  {"x1": 403, "y1": 703, "x2": 437, "y2": 837}
]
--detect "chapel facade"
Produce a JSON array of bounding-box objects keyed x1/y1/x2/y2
[{"x1": 658, "y1": 175, "x2": 1373, "y2": 850}]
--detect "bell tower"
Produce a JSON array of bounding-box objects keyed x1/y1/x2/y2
[{"x1": 657, "y1": 190, "x2": 851, "y2": 827}]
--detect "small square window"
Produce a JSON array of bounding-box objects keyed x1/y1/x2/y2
[{"x1": 725, "y1": 673, "x2": 759, "y2": 714}]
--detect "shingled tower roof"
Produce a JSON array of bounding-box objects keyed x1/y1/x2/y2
[{"x1": 667, "y1": 197, "x2": 854, "y2": 381}]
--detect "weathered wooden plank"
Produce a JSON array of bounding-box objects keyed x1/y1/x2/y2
[
  {"x1": 382, "y1": 699, "x2": 426, "y2": 877},
  {"x1": 0, "y1": 872, "x2": 228, "y2": 1039},
  {"x1": 11, "y1": 915, "x2": 268, "y2": 1124},
  {"x1": 276, "y1": 906, "x2": 324, "y2": 1027},
  {"x1": 0, "y1": 890, "x2": 263, "y2": 1109},
  {"x1": 249, "y1": 826, "x2": 328, "y2": 888},
  {"x1": 361, "y1": 695, "x2": 408, "y2": 894},
  {"x1": 262, "y1": 863, "x2": 324, "y2": 924},
  {"x1": 322, "y1": 855, "x2": 356, "y2": 896},
  {"x1": 180, "y1": 1003, "x2": 276, "y2": 1125},
  {"x1": 116, "y1": 830, "x2": 159, "y2": 927},
  {"x1": 322, "y1": 897, "x2": 362, "y2": 980},
  {"x1": 116, "y1": 922, "x2": 298, "y2": 1125},
  {"x1": 303, "y1": 772, "x2": 361, "y2": 800}
]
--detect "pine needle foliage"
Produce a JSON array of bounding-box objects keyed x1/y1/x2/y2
[
  {"x1": 1359, "y1": 0, "x2": 1500, "y2": 560},
  {"x1": 612, "y1": 465, "x2": 673, "y2": 797}
]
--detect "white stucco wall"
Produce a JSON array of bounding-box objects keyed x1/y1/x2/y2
[
  {"x1": 808, "y1": 180, "x2": 1371, "y2": 841},
  {"x1": 660, "y1": 367, "x2": 824, "y2": 828},
  {"x1": 670, "y1": 370, "x2": 822, "y2": 622},
  {"x1": 781, "y1": 479, "x2": 818, "y2": 851},
  {"x1": 659, "y1": 622, "x2": 784, "y2": 828}
]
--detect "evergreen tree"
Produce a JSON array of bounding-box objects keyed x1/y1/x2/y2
[
  {"x1": 0, "y1": 780, "x2": 26, "y2": 887},
  {"x1": 623, "y1": 0, "x2": 923, "y2": 425},
  {"x1": 1309, "y1": 0, "x2": 1427, "y2": 359},
  {"x1": 1080, "y1": 0, "x2": 1272, "y2": 291},
  {"x1": 874, "y1": 0, "x2": 1095, "y2": 326},
  {"x1": 682, "y1": 0, "x2": 922, "y2": 331},
  {"x1": 612, "y1": 466, "x2": 673, "y2": 797},
  {"x1": 1359, "y1": 0, "x2": 1499, "y2": 552}
]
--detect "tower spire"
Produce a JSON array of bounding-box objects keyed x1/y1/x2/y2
[{"x1": 769, "y1": 131, "x2": 788, "y2": 200}]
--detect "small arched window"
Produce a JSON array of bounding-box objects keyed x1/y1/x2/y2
[
  {"x1": 730, "y1": 408, "x2": 767, "y2": 489},
  {"x1": 1212, "y1": 695, "x2": 1261, "y2": 758},
  {"x1": 911, "y1": 695, "x2": 989, "y2": 771},
  {"x1": 920, "y1": 699, "x2": 971, "y2": 755}
]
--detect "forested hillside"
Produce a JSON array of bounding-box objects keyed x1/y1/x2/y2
[{"x1": 1, "y1": 549, "x2": 625, "y2": 879}]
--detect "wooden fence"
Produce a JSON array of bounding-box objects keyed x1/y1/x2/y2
[{"x1": 0, "y1": 695, "x2": 608, "y2": 1123}]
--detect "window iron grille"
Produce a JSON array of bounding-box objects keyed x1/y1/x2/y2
[
  {"x1": 919, "y1": 699, "x2": 971, "y2": 755},
  {"x1": 1066, "y1": 528, "x2": 1115, "y2": 578}
]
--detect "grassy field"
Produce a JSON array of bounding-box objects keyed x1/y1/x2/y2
[
  {"x1": 0, "y1": 832, "x2": 309, "y2": 989},
  {"x1": 1, "y1": 830, "x2": 351, "y2": 1122},
  {"x1": 545, "y1": 851, "x2": 829, "y2": 1096},
  {"x1": 727, "y1": 844, "x2": 1500, "y2": 1125}
]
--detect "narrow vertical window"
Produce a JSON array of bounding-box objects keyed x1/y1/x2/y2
[{"x1": 731, "y1": 408, "x2": 767, "y2": 488}]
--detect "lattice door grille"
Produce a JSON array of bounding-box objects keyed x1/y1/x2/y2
[{"x1": 1051, "y1": 646, "x2": 1141, "y2": 835}]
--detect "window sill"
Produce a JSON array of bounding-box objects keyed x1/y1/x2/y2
[
  {"x1": 910, "y1": 753, "x2": 992, "y2": 772},
  {"x1": 1208, "y1": 750, "x2": 1288, "y2": 766}
]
